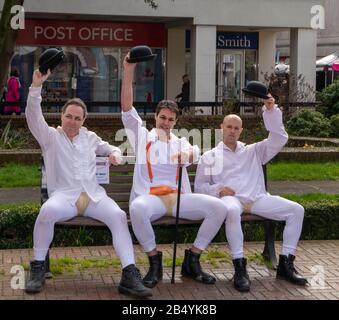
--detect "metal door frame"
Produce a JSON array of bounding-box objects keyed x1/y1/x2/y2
[{"x1": 216, "y1": 50, "x2": 245, "y2": 102}]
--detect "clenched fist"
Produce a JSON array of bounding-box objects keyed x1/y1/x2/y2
[{"x1": 109, "y1": 151, "x2": 122, "y2": 166}]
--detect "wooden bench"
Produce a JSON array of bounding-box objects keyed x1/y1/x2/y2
[{"x1": 41, "y1": 157, "x2": 277, "y2": 277}]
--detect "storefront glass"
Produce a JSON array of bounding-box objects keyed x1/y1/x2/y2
[
  {"x1": 185, "y1": 30, "x2": 258, "y2": 102},
  {"x1": 221, "y1": 52, "x2": 242, "y2": 99},
  {"x1": 11, "y1": 46, "x2": 164, "y2": 112},
  {"x1": 245, "y1": 51, "x2": 257, "y2": 85},
  {"x1": 215, "y1": 49, "x2": 257, "y2": 101}
]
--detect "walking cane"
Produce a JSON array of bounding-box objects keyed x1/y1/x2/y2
[{"x1": 171, "y1": 157, "x2": 184, "y2": 284}]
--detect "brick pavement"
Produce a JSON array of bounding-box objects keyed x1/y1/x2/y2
[{"x1": 0, "y1": 240, "x2": 338, "y2": 300}]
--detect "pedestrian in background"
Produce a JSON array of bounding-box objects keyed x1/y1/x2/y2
[
  {"x1": 175, "y1": 74, "x2": 190, "y2": 114},
  {"x1": 4, "y1": 67, "x2": 21, "y2": 115}
]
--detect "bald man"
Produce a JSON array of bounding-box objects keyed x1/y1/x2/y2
[{"x1": 195, "y1": 96, "x2": 307, "y2": 292}]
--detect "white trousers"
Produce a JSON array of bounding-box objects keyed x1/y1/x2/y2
[
  {"x1": 33, "y1": 194, "x2": 135, "y2": 268},
  {"x1": 221, "y1": 195, "x2": 304, "y2": 259},
  {"x1": 129, "y1": 193, "x2": 227, "y2": 252}
]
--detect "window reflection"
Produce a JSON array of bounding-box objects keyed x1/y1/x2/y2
[{"x1": 10, "y1": 46, "x2": 164, "y2": 112}]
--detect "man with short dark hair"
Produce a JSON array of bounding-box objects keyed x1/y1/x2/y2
[
  {"x1": 61, "y1": 98, "x2": 87, "y2": 117},
  {"x1": 121, "y1": 53, "x2": 227, "y2": 289},
  {"x1": 25, "y1": 69, "x2": 151, "y2": 298}
]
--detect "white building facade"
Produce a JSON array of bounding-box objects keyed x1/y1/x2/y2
[{"x1": 1, "y1": 0, "x2": 320, "y2": 107}]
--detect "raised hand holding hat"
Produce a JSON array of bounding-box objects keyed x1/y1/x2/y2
[
  {"x1": 263, "y1": 95, "x2": 275, "y2": 110},
  {"x1": 39, "y1": 48, "x2": 65, "y2": 75},
  {"x1": 32, "y1": 69, "x2": 51, "y2": 87}
]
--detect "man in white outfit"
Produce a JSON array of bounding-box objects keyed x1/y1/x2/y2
[
  {"x1": 121, "y1": 54, "x2": 227, "y2": 288},
  {"x1": 25, "y1": 69, "x2": 151, "y2": 298},
  {"x1": 195, "y1": 96, "x2": 307, "y2": 292}
]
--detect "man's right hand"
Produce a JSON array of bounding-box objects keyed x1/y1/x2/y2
[
  {"x1": 32, "y1": 69, "x2": 51, "y2": 87},
  {"x1": 123, "y1": 53, "x2": 136, "y2": 72},
  {"x1": 219, "y1": 186, "x2": 235, "y2": 197},
  {"x1": 264, "y1": 95, "x2": 275, "y2": 110}
]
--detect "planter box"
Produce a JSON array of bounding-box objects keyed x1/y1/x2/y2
[{"x1": 0, "y1": 150, "x2": 41, "y2": 165}]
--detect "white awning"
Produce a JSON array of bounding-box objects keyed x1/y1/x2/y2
[{"x1": 316, "y1": 52, "x2": 339, "y2": 67}]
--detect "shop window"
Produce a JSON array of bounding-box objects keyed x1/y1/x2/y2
[
  {"x1": 42, "y1": 49, "x2": 74, "y2": 111},
  {"x1": 242, "y1": 50, "x2": 258, "y2": 115},
  {"x1": 121, "y1": 47, "x2": 164, "y2": 112},
  {"x1": 244, "y1": 50, "x2": 257, "y2": 85},
  {"x1": 11, "y1": 46, "x2": 165, "y2": 113}
]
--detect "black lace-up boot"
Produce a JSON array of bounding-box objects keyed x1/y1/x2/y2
[
  {"x1": 25, "y1": 260, "x2": 46, "y2": 293},
  {"x1": 142, "y1": 251, "x2": 163, "y2": 288},
  {"x1": 232, "y1": 258, "x2": 251, "y2": 292},
  {"x1": 276, "y1": 254, "x2": 307, "y2": 286},
  {"x1": 118, "y1": 264, "x2": 153, "y2": 298},
  {"x1": 181, "y1": 249, "x2": 216, "y2": 284}
]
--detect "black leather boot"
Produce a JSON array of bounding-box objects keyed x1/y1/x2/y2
[
  {"x1": 25, "y1": 260, "x2": 46, "y2": 293},
  {"x1": 232, "y1": 258, "x2": 251, "y2": 292},
  {"x1": 142, "y1": 251, "x2": 163, "y2": 288},
  {"x1": 276, "y1": 254, "x2": 307, "y2": 286},
  {"x1": 118, "y1": 264, "x2": 153, "y2": 298},
  {"x1": 181, "y1": 249, "x2": 216, "y2": 284}
]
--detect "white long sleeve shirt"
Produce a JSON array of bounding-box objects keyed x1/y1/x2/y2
[
  {"x1": 121, "y1": 107, "x2": 200, "y2": 203},
  {"x1": 194, "y1": 105, "x2": 288, "y2": 203},
  {"x1": 26, "y1": 86, "x2": 121, "y2": 204}
]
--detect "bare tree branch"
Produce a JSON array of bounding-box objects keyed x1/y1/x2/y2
[
  {"x1": 144, "y1": 0, "x2": 175, "y2": 9},
  {"x1": 144, "y1": 0, "x2": 158, "y2": 9}
]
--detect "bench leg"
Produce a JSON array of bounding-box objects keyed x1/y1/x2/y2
[
  {"x1": 45, "y1": 250, "x2": 53, "y2": 279},
  {"x1": 262, "y1": 221, "x2": 277, "y2": 269}
]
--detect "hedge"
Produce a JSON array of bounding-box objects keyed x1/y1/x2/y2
[{"x1": 0, "y1": 200, "x2": 338, "y2": 249}]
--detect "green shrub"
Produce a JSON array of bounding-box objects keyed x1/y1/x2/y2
[
  {"x1": 0, "y1": 120, "x2": 28, "y2": 149},
  {"x1": 330, "y1": 114, "x2": 339, "y2": 137},
  {"x1": 287, "y1": 110, "x2": 332, "y2": 137},
  {"x1": 298, "y1": 200, "x2": 339, "y2": 240},
  {"x1": 0, "y1": 200, "x2": 338, "y2": 249},
  {"x1": 0, "y1": 203, "x2": 113, "y2": 249},
  {"x1": 0, "y1": 203, "x2": 39, "y2": 248},
  {"x1": 318, "y1": 80, "x2": 339, "y2": 117}
]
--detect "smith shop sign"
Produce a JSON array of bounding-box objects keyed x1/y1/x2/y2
[{"x1": 217, "y1": 32, "x2": 258, "y2": 50}]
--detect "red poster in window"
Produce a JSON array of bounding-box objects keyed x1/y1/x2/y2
[
  {"x1": 17, "y1": 19, "x2": 166, "y2": 48},
  {"x1": 332, "y1": 61, "x2": 339, "y2": 72}
]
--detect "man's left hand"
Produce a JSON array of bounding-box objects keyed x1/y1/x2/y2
[
  {"x1": 171, "y1": 151, "x2": 190, "y2": 165},
  {"x1": 109, "y1": 151, "x2": 122, "y2": 166},
  {"x1": 264, "y1": 95, "x2": 275, "y2": 110}
]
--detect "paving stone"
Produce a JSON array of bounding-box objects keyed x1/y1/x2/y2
[{"x1": 1, "y1": 240, "x2": 338, "y2": 300}]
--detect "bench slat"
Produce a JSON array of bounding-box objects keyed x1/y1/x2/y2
[
  {"x1": 104, "y1": 185, "x2": 133, "y2": 192},
  {"x1": 107, "y1": 176, "x2": 196, "y2": 184},
  {"x1": 107, "y1": 164, "x2": 197, "y2": 173},
  {"x1": 105, "y1": 184, "x2": 195, "y2": 192},
  {"x1": 108, "y1": 176, "x2": 133, "y2": 183},
  {"x1": 107, "y1": 193, "x2": 131, "y2": 202},
  {"x1": 55, "y1": 212, "x2": 266, "y2": 228}
]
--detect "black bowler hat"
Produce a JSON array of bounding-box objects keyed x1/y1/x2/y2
[
  {"x1": 39, "y1": 48, "x2": 65, "y2": 74},
  {"x1": 127, "y1": 45, "x2": 157, "y2": 63},
  {"x1": 242, "y1": 81, "x2": 270, "y2": 99}
]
